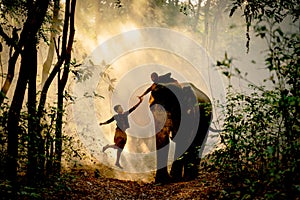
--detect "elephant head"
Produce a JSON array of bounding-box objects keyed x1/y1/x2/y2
[{"x1": 149, "y1": 81, "x2": 212, "y2": 183}]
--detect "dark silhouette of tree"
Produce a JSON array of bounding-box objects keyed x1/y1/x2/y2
[
  {"x1": 6, "y1": 0, "x2": 51, "y2": 185},
  {"x1": 0, "y1": 0, "x2": 77, "y2": 189},
  {"x1": 41, "y1": 0, "x2": 61, "y2": 87}
]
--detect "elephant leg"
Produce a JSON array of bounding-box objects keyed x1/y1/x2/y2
[
  {"x1": 171, "y1": 140, "x2": 199, "y2": 181},
  {"x1": 170, "y1": 154, "x2": 184, "y2": 182},
  {"x1": 155, "y1": 126, "x2": 171, "y2": 184},
  {"x1": 183, "y1": 146, "x2": 200, "y2": 181},
  {"x1": 151, "y1": 104, "x2": 172, "y2": 184},
  {"x1": 183, "y1": 108, "x2": 211, "y2": 181},
  {"x1": 170, "y1": 129, "x2": 187, "y2": 182},
  {"x1": 171, "y1": 108, "x2": 196, "y2": 182}
]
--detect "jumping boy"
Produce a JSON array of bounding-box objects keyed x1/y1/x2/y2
[{"x1": 99, "y1": 97, "x2": 143, "y2": 168}]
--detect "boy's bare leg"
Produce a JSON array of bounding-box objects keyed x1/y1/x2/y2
[
  {"x1": 102, "y1": 144, "x2": 118, "y2": 152},
  {"x1": 115, "y1": 148, "x2": 123, "y2": 168}
]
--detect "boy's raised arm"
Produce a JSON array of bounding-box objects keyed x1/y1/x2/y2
[
  {"x1": 99, "y1": 116, "x2": 114, "y2": 126},
  {"x1": 128, "y1": 97, "x2": 143, "y2": 114}
]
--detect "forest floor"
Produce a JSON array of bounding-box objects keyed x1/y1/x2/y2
[
  {"x1": 5, "y1": 158, "x2": 224, "y2": 200},
  {"x1": 8, "y1": 161, "x2": 299, "y2": 200},
  {"x1": 39, "y1": 168, "x2": 223, "y2": 200},
  {"x1": 0, "y1": 155, "x2": 230, "y2": 199}
]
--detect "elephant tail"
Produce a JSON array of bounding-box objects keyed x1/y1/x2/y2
[{"x1": 209, "y1": 126, "x2": 222, "y2": 133}]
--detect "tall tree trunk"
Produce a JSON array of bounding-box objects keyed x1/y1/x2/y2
[
  {"x1": 37, "y1": 0, "x2": 71, "y2": 120},
  {"x1": 7, "y1": 43, "x2": 33, "y2": 184},
  {"x1": 55, "y1": 70, "x2": 64, "y2": 175},
  {"x1": 35, "y1": 0, "x2": 76, "y2": 177},
  {"x1": 210, "y1": 10, "x2": 220, "y2": 53},
  {"x1": 6, "y1": 73, "x2": 23, "y2": 185},
  {"x1": 0, "y1": 1, "x2": 32, "y2": 105},
  {"x1": 0, "y1": 54, "x2": 17, "y2": 104},
  {"x1": 41, "y1": 0, "x2": 60, "y2": 87},
  {"x1": 27, "y1": 37, "x2": 38, "y2": 185},
  {"x1": 193, "y1": 0, "x2": 202, "y2": 31},
  {"x1": 203, "y1": 0, "x2": 211, "y2": 48},
  {"x1": 54, "y1": 0, "x2": 76, "y2": 176},
  {"x1": 0, "y1": 30, "x2": 22, "y2": 105},
  {"x1": 210, "y1": 1, "x2": 226, "y2": 53},
  {"x1": 6, "y1": 0, "x2": 50, "y2": 184},
  {"x1": 39, "y1": 0, "x2": 61, "y2": 178}
]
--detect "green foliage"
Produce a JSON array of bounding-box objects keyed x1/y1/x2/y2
[
  {"x1": 0, "y1": 99, "x2": 82, "y2": 185},
  {"x1": 211, "y1": 84, "x2": 299, "y2": 198},
  {"x1": 0, "y1": 0, "x2": 27, "y2": 22},
  {"x1": 211, "y1": 47, "x2": 299, "y2": 198},
  {"x1": 207, "y1": 1, "x2": 300, "y2": 199},
  {"x1": 230, "y1": 0, "x2": 299, "y2": 51},
  {"x1": 179, "y1": 2, "x2": 194, "y2": 16},
  {"x1": 40, "y1": 102, "x2": 84, "y2": 179}
]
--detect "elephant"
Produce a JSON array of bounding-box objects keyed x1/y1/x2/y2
[{"x1": 148, "y1": 81, "x2": 212, "y2": 184}]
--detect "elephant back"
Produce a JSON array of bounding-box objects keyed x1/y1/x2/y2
[
  {"x1": 181, "y1": 82, "x2": 211, "y2": 104},
  {"x1": 149, "y1": 82, "x2": 211, "y2": 121}
]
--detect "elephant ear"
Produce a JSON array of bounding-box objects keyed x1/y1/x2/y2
[{"x1": 182, "y1": 86, "x2": 197, "y2": 108}]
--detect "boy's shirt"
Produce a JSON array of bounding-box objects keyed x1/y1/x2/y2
[{"x1": 114, "y1": 111, "x2": 130, "y2": 131}]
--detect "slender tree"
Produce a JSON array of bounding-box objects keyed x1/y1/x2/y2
[
  {"x1": 193, "y1": 0, "x2": 202, "y2": 31},
  {"x1": 0, "y1": 8, "x2": 24, "y2": 105},
  {"x1": 26, "y1": 34, "x2": 38, "y2": 185},
  {"x1": 54, "y1": 0, "x2": 76, "y2": 176},
  {"x1": 203, "y1": 0, "x2": 211, "y2": 48},
  {"x1": 41, "y1": 0, "x2": 61, "y2": 87},
  {"x1": 6, "y1": 0, "x2": 51, "y2": 184}
]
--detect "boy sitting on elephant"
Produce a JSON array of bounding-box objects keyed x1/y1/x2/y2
[{"x1": 138, "y1": 72, "x2": 181, "y2": 99}]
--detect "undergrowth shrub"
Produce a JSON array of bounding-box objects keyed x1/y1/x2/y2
[
  {"x1": 205, "y1": 1, "x2": 300, "y2": 198},
  {"x1": 208, "y1": 23, "x2": 299, "y2": 199}
]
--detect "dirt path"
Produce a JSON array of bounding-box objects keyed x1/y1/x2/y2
[{"x1": 41, "y1": 169, "x2": 221, "y2": 199}]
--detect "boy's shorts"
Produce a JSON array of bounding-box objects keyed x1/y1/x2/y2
[{"x1": 114, "y1": 127, "x2": 127, "y2": 149}]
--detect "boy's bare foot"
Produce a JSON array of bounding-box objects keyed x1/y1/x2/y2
[{"x1": 115, "y1": 163, "x2": 123, "y2": 169}]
